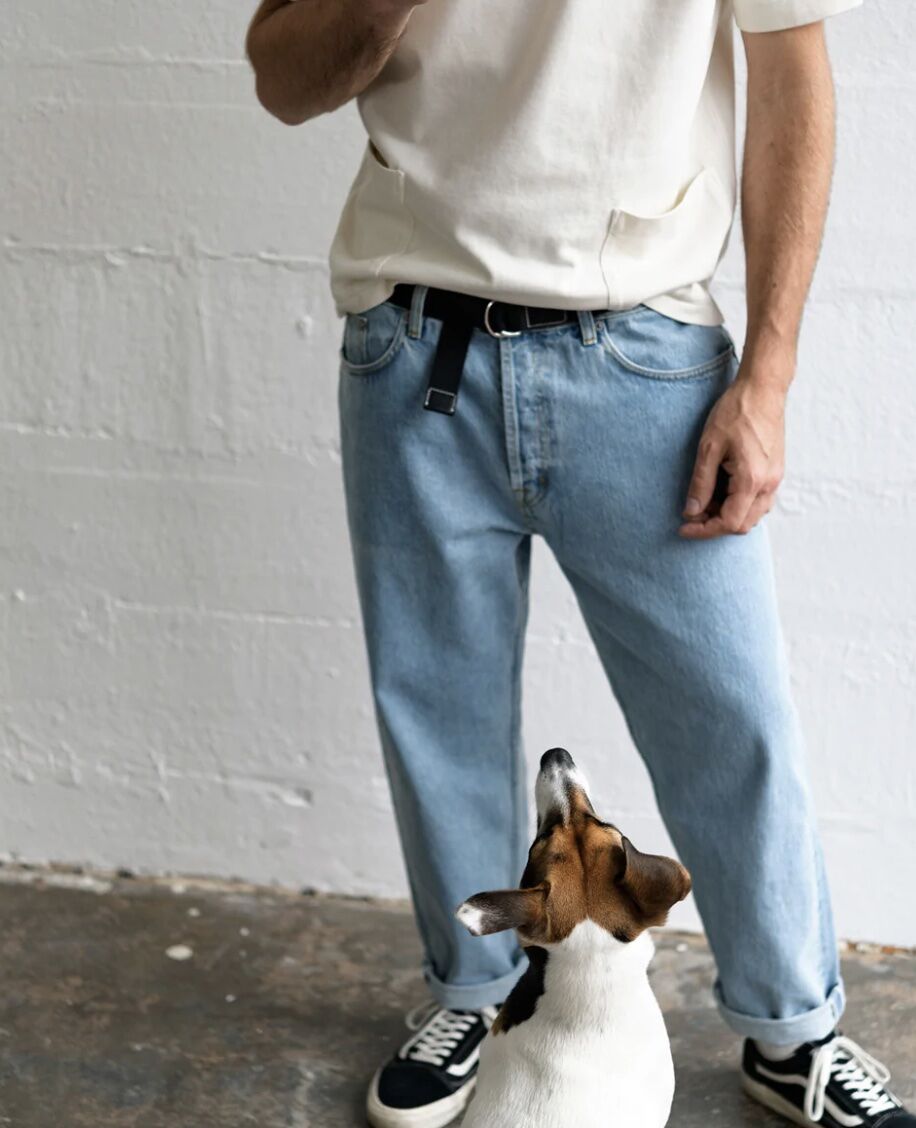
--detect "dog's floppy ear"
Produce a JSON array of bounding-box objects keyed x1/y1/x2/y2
[
  {"x1": 455, "y1": 887, "x2": 547, "y2": 936},
  {"x1": 614, "y1": 837, "x2": 691, "y2": 925}
]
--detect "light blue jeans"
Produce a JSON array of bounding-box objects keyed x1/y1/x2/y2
[{"x1": 337, "y1": 284, "x2": 845, "y2": 1045}]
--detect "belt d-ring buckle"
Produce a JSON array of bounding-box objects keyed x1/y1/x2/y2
[{"x1": 484, "y1": 300, "x2": 522, "y2": 339}]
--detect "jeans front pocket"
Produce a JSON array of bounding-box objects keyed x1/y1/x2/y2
[
  {"x1": 600, "y1": 306, "x2": 736, "y2": 381},
  {"x1": 339, "y1": 299, "x2": 409, "y2": 375}
]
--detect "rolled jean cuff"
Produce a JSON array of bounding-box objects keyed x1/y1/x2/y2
[
  {"x1": 715, "y1": 980, "x2": 846, "y2": 1045},
  {"x1": 423, "y1": 956, "x2": 527, "y2": 1012}
]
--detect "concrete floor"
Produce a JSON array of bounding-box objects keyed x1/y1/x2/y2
[{"x1": 0, "y1": 868, "x2": 913, "y2": 1128}]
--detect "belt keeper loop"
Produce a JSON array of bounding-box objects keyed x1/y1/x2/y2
[
  {"x1": 577, "y1": 309, "x2": 598, "y2": 346},
  {"x1": 408, "y1": 284, "x2": 428, "y2": 339}
]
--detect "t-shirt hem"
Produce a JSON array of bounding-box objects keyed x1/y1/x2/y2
[
  {"x1": 735, "y1": 0, "x2": 863, "y2": 33},
  {"x1": 638, "y1": 290, "x2": 724, "y2": 327}
]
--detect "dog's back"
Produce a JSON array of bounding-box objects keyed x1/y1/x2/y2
[{"x1": 462, "y1": 926, "x2": 674, "y2": 1128}]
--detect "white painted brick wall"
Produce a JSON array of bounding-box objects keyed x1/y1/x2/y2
[{"x1": 2, "y1": 2, "x2": 913, "y2": 945}]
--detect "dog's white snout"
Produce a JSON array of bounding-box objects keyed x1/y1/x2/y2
[{"x1": 535, "y1": 748, "x2": 590, "y2": 821}]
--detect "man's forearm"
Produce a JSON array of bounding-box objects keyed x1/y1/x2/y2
[
  {"x1": 740, "y1": 22, "x2": 836, "y2": 391},
  {"x1": 246, "y1": 0, "x2": 420, "y2": 125},
  {"x1": 680, "y1": 23, "x2": 837, "y2": 539}
]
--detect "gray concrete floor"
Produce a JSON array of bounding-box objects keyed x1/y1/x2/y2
[{"x1": 0, "y1": 868, "x2": 913, "y2": 1128}]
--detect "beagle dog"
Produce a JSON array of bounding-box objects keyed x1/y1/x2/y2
[{"x1": 456, "y1": 748, "x2": 691, "y2": 1128}]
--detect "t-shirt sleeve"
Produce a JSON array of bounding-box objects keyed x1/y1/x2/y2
[{"x1": 733, "y1": 0, "x2": 862, "y2": 32}]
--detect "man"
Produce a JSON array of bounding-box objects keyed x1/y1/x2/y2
[{"x1": 247, "y1": 3, "x2": 913, "y2": 1127}]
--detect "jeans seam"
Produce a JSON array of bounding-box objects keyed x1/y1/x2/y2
[
  {"x1": 500, "y1": 337, "x2": 528, "y2": 503},
  {"x1": 508, "y1": 539, "x2": 530, "y2": 905}
]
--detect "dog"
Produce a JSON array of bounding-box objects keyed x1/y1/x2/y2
[{"x1": 456, "y1": 748, "x2": 691, "y2": 1128}]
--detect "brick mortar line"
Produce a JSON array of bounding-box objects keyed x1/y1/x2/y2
[{"x1": 1, "y1": 239, "x2": 329, "y2": 271}]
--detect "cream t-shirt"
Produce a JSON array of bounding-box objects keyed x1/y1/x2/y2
[{"x1": 328, "y1": 0, "x2": 861, "y2": 325}]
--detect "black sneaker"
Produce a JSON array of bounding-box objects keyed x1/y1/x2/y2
[
  {"x1": 366, "y1": 1001, "x2": 497, "y2": 1128},
  {"x1": 742, "y1": 1032, "x2": 916, "y2": 1126}
]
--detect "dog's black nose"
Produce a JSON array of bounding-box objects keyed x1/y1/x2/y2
[{"x1": 540, "y1": 747, "x2": 574, "y2": 772}]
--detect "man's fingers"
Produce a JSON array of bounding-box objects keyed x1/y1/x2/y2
[
  {"x1": 683, "y1": 433, "x2": 725, "y2": 518},
  {"x1": 678, "y1": 515, "x2": 729, "y2": 540},
  {"x1": 679, "y1": 488, "x2": 774, "y2": 540},
  {"x1": 738, "y1": 491, "x2": 775, "y2": 534},
  {"x1": 716, "y1": 474, "x2": 758, "y2": 534},
  {"x1": 681, "y1": 469, "x2": 756, "y2": 537}
]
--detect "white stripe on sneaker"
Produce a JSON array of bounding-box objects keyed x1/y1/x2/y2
[
  {"x1": 752, "y1": 1064, "x2": 865, "y2": 1127},
  {"x1": 446, "y1": 1043, "x2": 481, "y2": 1079}
]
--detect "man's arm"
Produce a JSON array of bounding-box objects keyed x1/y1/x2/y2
[
  {"x1": 246, "y1": 0, "x2": 424, "y2": 126},
  {"x1": 680, "y1": 21, "x2": 836, "y2": 539}
]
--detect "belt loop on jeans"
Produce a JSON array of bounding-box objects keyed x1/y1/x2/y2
[
  {"x1": 577, "y1": 309, "x2": 598, "y2": 346},
  {"x1": 408, "y1": 284, "x2": 428, "y2": 339}
]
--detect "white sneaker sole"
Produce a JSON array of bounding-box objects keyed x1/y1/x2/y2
[
  {"x1": 742, "y1": 1072, "x2": 815, "y2": 1128},
  {"x1": 366, "y1": 1068, "x2": 477, "y2": 1128}
]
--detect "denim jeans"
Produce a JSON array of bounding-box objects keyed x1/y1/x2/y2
[{"x1": 337, "y1": 284, "x2": 845, "y2": 1045}]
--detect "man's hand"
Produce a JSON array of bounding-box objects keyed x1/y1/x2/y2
[{"x1": 679, "y1": 359, "x2": 790, "y2": 540}]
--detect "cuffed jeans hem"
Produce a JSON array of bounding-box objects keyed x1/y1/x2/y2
[
  {"x1": 714, "y1": 980, "x2": 846, "y2": 1045},
  {"x1": 423, "y1": 957, "x2": 527, "y2": 1012}
]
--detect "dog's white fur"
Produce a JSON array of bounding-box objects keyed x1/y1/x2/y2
[
  {"x1": 534, "y1": 761, "x2": 590, "y2": 825},
  {"x1": 455, "y1": 901, "x2": 487, "y2": 936},
  {"x1": 460, "y1": 922, "x2": 675, "y2": 1128}
]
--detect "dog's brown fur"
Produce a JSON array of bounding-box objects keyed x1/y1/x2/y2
[
  {"x1": 461, "y1": 757, "x2": 692, "y2": 1038},
  {"x1": 465, "y1": 779, "x2": 691, "y2": 953}
]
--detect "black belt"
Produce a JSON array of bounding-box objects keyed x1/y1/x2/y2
[{"x1": 388, "y1": 283, "x2": 597, "y2": 416}]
